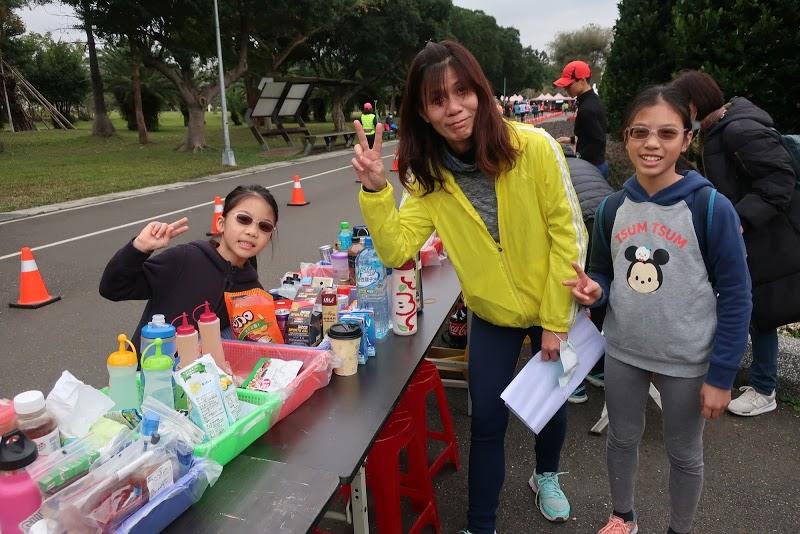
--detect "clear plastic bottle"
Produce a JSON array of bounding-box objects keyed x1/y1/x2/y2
[
  {"x1": 347, "y1": 237, "x2": 365, "y2": 286},
  {"x1": 106, "y1": 334, "x2": 140, "y2": 411},
  {"x1": 13, "y1": 391, "x2": 60, "y2": 456},
  {"x1": 355, "y1": 237, "x2": 390, "y2": 339},
  {"x1": 141, "y1": 338, "x2": 175, "y2": 409},
  {"x1": 337, "y1": 221, "x2": 352, "y2": 251}
]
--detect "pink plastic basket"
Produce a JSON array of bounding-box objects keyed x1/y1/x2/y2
[{"x1": 222, "y1": 340, "x2": 333, "y2": 423}]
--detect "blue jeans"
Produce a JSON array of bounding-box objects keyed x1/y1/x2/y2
[
  {"x1": 467, "y1": 315, "x2": 568, "y2": 534},
  {"x1": 749, "y1": 326, "x2": 778, "y2": 394},
  {"x1": 595, "y1": 160, "x2": 609, "y2": 180}
]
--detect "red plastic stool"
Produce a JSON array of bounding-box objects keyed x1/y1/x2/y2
[
  {"x1": 399, "y1": 360, "x2": 461, "y2": 478},
  {"x1": 366, "y1": 409, "x2": 441, "y2": 534}
]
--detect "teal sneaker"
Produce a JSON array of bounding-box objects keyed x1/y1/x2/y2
[
  {"x1": 568, "y1": 383, "x2": 588, "y2": 404},
  {"x1": 528, "y1": 472, "x2": 570, "y2": 522},
  {"x1": 586, "y1": 371, "x2": 605, "y2": 388}
]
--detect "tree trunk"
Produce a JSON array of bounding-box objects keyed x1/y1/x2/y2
[
  {"x1": 181, "y1": 102, "x2": 208, "y2": 152},
  {"x1": 331, "y1": 97, "x2": 345, "y2": 132},
  {"x1": 83, "y1": 6, "x2": 115, "y2": 137},
  {"x1": 130, "y1": 45, "x2": 148, "y2": 144}
]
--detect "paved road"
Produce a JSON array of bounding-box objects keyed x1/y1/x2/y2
[{"x1": 0, "y1": 145, "x2": 398, "y2": 394}]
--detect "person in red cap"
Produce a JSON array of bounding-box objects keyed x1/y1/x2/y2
[
  {"x1": 358, "y1": 102, "x2": 378, "y2": 148},
  {"x1": 554, "y1": 60, "x2": 609, "y2": 180}
]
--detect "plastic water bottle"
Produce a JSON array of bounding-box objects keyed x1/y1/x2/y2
[
  {"x1": 356, "y1": 236, "x2": 390, "y2": 339},
  {"x1": 0, "y1": 431, "x2": 41, "y2": 534},
  {"x1": 107, "y1": 334, "x2": 140, "y2": 411},
  {"x1": 141, "y1": 338, "x2": 175, "y2": 409},
  {"x1": 338, "y1": 221, "x2": 352, "y2": 251}
]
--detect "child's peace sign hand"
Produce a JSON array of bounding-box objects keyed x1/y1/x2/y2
[
  {"x1": 351, "y1": 121, "x2": 387, "y2": 191},
  {"x1": 133, "y1": 217, "x2": 189, "y2": 253},
  {"x1": 562, "y1": 262, "x2": 602, "y2": 306}
]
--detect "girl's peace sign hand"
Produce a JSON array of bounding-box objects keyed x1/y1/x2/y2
[
  {"x1": 351, "y1": 121, "x2": 387, "y2": 191},
  {"x1": 132, "y1": 217, "x2": 189, "y2": 254},
  {"x1": 562, "y1": 261, "x2": 602, "y2": 306}
]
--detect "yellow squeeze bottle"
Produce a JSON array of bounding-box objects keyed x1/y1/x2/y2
[{"x1": 107, "y1": 334, "x2": 140, "y2": 410}]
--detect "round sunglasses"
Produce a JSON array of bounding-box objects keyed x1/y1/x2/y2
[
  {"x1": 626, "y1": 126, "x2": 689, "y2": 141},
  {"x1": 233, "y1": 212, "x2": 275, "y2": 233}
]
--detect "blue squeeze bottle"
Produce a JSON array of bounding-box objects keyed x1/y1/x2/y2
[
  {"x1": 140, "y1": 314, "x2": 177, "y2": 366},
  {"x1": 355, "y1": 236, "x2": 390, "y2": 339}
]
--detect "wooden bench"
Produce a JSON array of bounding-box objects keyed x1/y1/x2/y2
[{"x1": 303, "y1": 131, "x2": 356, "y2": 155}]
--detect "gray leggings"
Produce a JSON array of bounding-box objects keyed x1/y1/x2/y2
[{"x1": 605, "y1": 356, "x2": 705, "y2": 533}]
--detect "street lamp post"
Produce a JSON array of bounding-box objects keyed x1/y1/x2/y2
[{"x1": 213, "y1": 0, "x2": 235, "y2": 167}]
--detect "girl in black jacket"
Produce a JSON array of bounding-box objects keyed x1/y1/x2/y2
[
  {"x1": 672, "y1": 70, "x2": 799, "y2": 417},
  {"x1": 100, "y1": 185, "x2": 279, "y2": 349}
]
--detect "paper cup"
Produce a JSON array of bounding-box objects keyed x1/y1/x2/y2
[{"x1": 329, "y1": 323, "x2": 362, "y2": 376}]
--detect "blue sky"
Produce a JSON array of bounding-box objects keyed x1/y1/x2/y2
[{"x1": 19, "y1": 1, "x2": 620, "y2": 52}]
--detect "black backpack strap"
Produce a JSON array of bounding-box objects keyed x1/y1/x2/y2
[
  {"x1": 597, "y1": 190, "x2": 627, "y2": 252},
  {"x1": 691, "y1": 185, "x2": 717, "y2": 287}
]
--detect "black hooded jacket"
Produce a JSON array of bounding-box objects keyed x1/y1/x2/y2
[
  {"x1": 99, "y1": 239, "x2": 262, "y2": 348},
  {"x1": 701, "y1": 97, "x2": 800, "y2": 329}
]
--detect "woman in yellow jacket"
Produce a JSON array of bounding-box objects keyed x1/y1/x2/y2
[{"x1": 352, "y1": 41, "x2": 587, "y2": 534}]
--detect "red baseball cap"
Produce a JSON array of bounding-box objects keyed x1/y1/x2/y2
[
  {"x1": 553, "y1": 61, "x2": 592, "y2": 87},
  {"x1": 363, "y1": 102, "x2": 373, "y2": 111}
]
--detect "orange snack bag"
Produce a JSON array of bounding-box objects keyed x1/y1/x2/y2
[{"x1": 224, "y1": 289, "x2": 285, "y2": 344}]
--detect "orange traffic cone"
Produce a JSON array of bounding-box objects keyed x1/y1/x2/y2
[
  {"x1": 287, "y1": 175, "x2": 310, "y2": 206},
  {"x1": 9, "y1": 247, "x2": 61, "y2": 309},
  {"x1": 206, "y1": 196, "x2": 223, "y2": 236},
  {"x1": 390, "y1": 150, "x2": 399, "y2": 172}
]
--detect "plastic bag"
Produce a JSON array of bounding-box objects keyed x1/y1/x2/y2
[
  {"x1": 225, "y1": 289, "x2": 284, "y2": 344},
  {"x1": 113, "y1": 457, "x2": 222, "y2": 534},
  {"x1": 139, "y1": 397, "x2": 205, "y2": 446},
  {"x1": 41, "y1": 439, "x2": 179, "y2": 533}
]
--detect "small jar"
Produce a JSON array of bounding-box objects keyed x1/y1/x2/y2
[{"x1": 13, "y1": 391, "x2": 60, "y2": 456}]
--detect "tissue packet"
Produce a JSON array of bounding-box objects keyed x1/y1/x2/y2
[{"x1": 242, "y1": 358, "x2": 304, "y2": 393}]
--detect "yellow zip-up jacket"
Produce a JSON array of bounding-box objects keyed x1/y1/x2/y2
[{"x1": 359, "y1": 123, "x2": 588, "y2": 332}]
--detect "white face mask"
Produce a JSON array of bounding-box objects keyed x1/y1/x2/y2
[
  {"x1": 691, "y1": 119, "x2": 701, "y2": 133},
  {"x1": 557, "y1": 337, "x2": 579, "y2": 387}
]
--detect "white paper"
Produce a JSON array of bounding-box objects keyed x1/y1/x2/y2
[
  {"x1": 46, "y1": 371, "x2": 115, "y2": 439},
  {"x1": 501, "y1": 312, "x2": 605, "y2": 434}
]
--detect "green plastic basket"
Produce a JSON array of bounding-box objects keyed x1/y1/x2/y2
[{"x1": 192, "y1": 388, "x2": 283, "y2": 466}]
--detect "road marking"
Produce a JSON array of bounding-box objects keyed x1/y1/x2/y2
[{"x1": 0, "y1": 160, "x2": 389, "y2": 262}]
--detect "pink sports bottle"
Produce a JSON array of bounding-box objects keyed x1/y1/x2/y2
[{"x1": 0, "y1": 430, "x2": 42, "y2": 534}]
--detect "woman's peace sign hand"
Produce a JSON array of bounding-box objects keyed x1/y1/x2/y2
[
  {"x1": 351, "y1": 121, "x2": 387, "y2": 191},
  {"x1": 562, "y1": 261, "x2": 602, "y2": 306}
]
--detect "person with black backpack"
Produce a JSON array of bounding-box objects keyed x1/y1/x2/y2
[{"x1": 672, "y1": 70, "x2": 800, "y2": 417}]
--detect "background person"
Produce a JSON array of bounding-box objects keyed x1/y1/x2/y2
[
  {"x1": 553, "y1": 60, "x2": 609, "y2": 179},
  {"x1": 672, "y1": 70, "x2": 800, "y2": 417}
]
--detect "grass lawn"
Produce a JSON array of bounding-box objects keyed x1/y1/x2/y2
[{"x1": 0, "y1": 112, "x2": 338, "y2": 212}]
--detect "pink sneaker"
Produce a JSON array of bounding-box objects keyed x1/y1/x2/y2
[{"x1": 597, "y1": 515, "x2": 638, "y2": 534}]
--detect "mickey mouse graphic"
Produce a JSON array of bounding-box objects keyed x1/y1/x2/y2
[{"x1": 625, "y1": 245, "x2": 669, "y2": 293}]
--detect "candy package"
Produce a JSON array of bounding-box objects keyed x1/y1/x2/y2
[{"x1": 224, "y1": 289, "x2": 284, "y2": 344}]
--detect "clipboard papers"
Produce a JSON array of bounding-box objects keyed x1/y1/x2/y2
[{"x1": 501, "y1": 311, "x2": 605, "y2": 434}]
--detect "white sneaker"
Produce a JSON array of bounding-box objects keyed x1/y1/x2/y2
[{"x1": 727, "y1": 386, "x2": 777, "y2": 416}]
